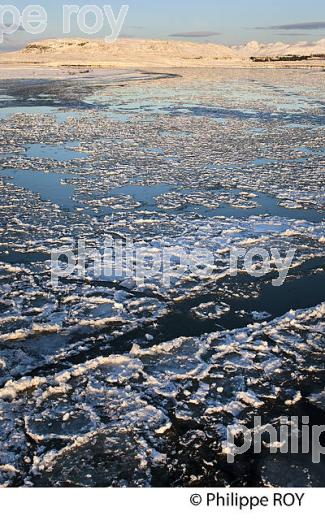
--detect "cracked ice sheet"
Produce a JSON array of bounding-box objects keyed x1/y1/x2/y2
[
  {"x1": 0, "y1": 69, "x2": 324, "y2": 487},
  {"x1": 0, "y1": 303, "x2": 324, "y2": 487},
  {"x1": 0, "y1": 189, "x2": 324, "y2": 385},
  {"x1": 0, "y1": 263, "x2": 168, "y2": 384}
]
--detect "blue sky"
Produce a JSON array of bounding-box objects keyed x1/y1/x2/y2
[{"x1": 2, "y1": 0, "x2": 325, "y2": 50}]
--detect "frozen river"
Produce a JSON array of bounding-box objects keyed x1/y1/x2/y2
[{"x1": 0, "y1": 68, "x2": 324, "y2": 487}]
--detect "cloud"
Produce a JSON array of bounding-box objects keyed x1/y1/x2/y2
[
  {"x1": 169, "y1": 31, "x2": 220, "y2": 38},
  {"x1": 276, "y1": 33, "x2": 309, "y2": 37},
  {"x1": 255, "y1": 22, "x2": 325, "y2": 31}
]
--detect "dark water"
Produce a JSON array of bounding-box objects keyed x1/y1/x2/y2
[
  {"x1": 109, "y1": 184, "x2": 324, "y2": 222},
  {"x1": 0, "y1": 169, "x2": 76, "y2": 210},
  {"x1": 0, "y1": 171, "x2": 323, "y2": 222},
  {"x1": 26, "y1": 143, "x2": 88, "y2": 161},
  {"x1": 167, "y1": 104, "x2": 325, "y2": 126},
  {"x1": 109, "y1": 259, "x2": 325, "y2": 351},
  {"x1": 0, "y1": 72, "x2": 180, "y2": 112}
]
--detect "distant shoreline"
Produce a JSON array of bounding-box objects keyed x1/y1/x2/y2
[{"x1": 0, "y1": 38, "x2": 324, "y2": 72}]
